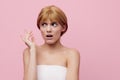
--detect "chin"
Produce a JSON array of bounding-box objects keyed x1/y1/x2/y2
[{"x1": 45, "y1": 40, "x2": 57, "y2": 45}]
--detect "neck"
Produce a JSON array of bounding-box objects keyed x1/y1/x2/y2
[{"x1": 42, "y1": 39, "x2": 64, "y2": 50}]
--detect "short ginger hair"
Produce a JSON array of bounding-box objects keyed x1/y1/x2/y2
[{"x1": 37, "y1": 5, "x2": 68, "y2": 36}]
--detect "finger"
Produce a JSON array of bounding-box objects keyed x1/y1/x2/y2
[
  {"x1": 31, "y1": 35, "x2": 35, "y2": 42},
  {"x1": 26, "y1": 30, "x2": 32, "y2": 34},
  {"x1": 24, "y1": 29, "x2": 32, "y2": 36},
  {"x1": 21, "y1": 30, "x2": 33, "y2": 46},
  {"x1": 20, "y1": 34, "x2": 26, "y2": 42},
  {"x1": 24, "y1": 31, "x2": 32, "y2": 40},
  {"x1": 27, "y1": 32, "x2": 33, "y2": 41}
]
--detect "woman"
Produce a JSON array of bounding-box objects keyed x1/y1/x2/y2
[{"x1": 22, "y1": 5, "x2": 80, "y2": 80}]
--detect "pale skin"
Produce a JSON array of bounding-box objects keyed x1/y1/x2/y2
[{"x1": 21, "y1": 19, "x2": 80, "y2": 80}]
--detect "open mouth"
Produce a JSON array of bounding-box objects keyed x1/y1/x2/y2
[
  {"x1": 46, "y1": 34, "x2": 53, "y2": 40},
  {"x1": 46, "y1": 34, "x2": 53, "y2": 37}
]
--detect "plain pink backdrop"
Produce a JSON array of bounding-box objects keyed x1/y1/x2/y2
[{"x1": 0, "y1": 0, "x2": 120, "y2": 80}]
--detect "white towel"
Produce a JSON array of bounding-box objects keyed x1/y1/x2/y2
[{"x1": 37, "y1": 65, "x2": 67, "y2": 80}]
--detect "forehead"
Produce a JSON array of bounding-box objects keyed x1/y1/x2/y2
[{"x1": 41, "y1": 19, "x2": 59, "y2": 24}]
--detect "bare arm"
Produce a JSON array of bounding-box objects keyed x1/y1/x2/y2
[
  {"x1": 22, "y1": 31, "x2": 37, "y2": 80},
  {"x1": 66, "y1": 49, "x2": 80, "y2": 80},
  {"x1": 23, "y1": 47, "x2": 37, "y2": 80}
]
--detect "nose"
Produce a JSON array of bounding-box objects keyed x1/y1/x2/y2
[{"x1": 46, "y1": 25, "x2": 52, "y2": 33}]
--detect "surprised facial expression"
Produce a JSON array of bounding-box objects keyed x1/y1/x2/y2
[{"x1": 39, "y1": 19, "x2": 65, "y2": 44}]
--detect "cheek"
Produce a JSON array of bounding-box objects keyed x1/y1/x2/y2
[
  {"x1": 54, "y1": 30, "x2": 62, "y2": 37},
  {"x1": 40, "y1": 29, "x2": 45, "y2": 34},
  {"x1": 39, "y1": 29, "x2": 46, "y2": 39}
]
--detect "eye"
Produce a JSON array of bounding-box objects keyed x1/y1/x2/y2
[
  {"x1": 51, "y1": 22, "x2": 58, "y2": 27},
  {"x1": 41, "y1": 23, "x2": 47, "y2": 27}
]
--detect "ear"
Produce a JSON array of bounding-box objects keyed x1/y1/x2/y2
[{"x1": 61, "y1": 25, "x2": 66, "y2": 32}]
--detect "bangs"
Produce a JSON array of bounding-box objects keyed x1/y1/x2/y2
[
  {"x1": 37, "y1": 5, "x2": 68, "y2": 36},
  {"x1": 40, "y1": 12, "x2": 59, "y2": 23}
]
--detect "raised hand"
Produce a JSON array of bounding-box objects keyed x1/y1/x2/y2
[{"x1": 21, "y1": 30, "x2": 36, "y2": 49}]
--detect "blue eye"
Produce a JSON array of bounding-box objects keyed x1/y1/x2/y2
[
  {"x1": 41, "y1": 23, "x2": 47, "y2": 27},
  {"x1": 51, "y1": 22, "x2": 58, "y2": 27}
]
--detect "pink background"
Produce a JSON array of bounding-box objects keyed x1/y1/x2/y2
[{"x1": 0, "y1": 0, "x2": 120, "y2": 80}]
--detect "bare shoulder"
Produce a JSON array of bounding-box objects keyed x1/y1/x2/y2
[
  {"x1": 65, "y1": 47, "x2": 80, "y2": 59},
  {"x1": 63, "y1": 47, "x2": 80, "y2": 65},
  {"x1": 64, "y1": 47, "x2": 80, "y2": 71}
]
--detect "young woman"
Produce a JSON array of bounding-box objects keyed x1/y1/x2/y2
[{"x1": 22, "y1": 5, "x2": 80, "y2": 80}]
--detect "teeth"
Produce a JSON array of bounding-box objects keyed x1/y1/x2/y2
[{"x1": 46, "y1": 35, "x2": 53, "y2": 37}]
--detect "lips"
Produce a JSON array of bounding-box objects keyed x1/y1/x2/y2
[
  {"x1": 46, "y1": 34, "x2": 53, "y2": 37},
  {"x1": 45, "y1": 34, "x2": 53, "y2": 40}
]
